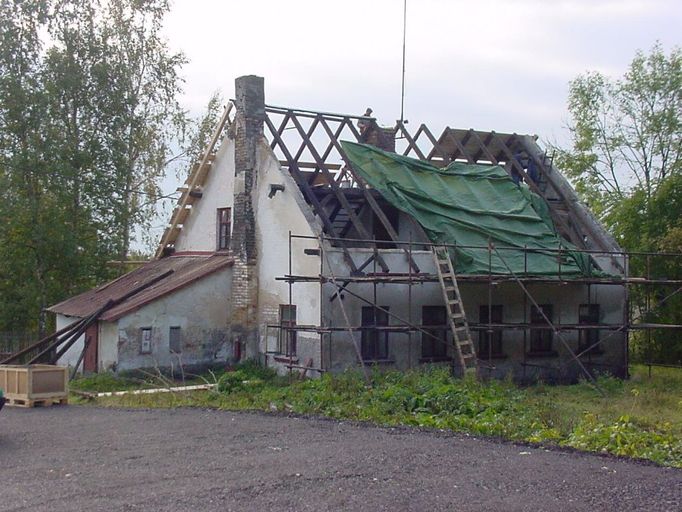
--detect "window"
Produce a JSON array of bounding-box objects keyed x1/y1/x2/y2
[
  {"x1": 361, "y1": 306, "x2": 389, "y2": 360},
  {"x1": 169, "y1": 326, "x2": 182, "y2": 354},
  {"x1": 217, "y1": 207, "x2": 231, "y2": 251},
  {"x1": 140, "y1": 327, "x2": 152, "y2": 354},
  {"x1": 529, "y1": 304, "x2": 554, "y2": 354},
  {"x1": 278, "y1": 305, "x2": 297, "y2": 356},
  {"x1": 479, "y1": 305, "x2": 504, "y2": 357},
  {"x1": 578, "y1": 304, "x2": 601, "y2": 354},
  {"x1": 421, "y1": 306, "x2": 448, "y2": 359}
]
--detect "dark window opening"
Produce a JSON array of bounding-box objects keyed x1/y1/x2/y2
[
  {"x1": 169, "y1": 326, "x2": 182, "y2": 354},
  {"x1": 479, "y1": 305, "x2": 504, "y2": 357},
  {"x1": 140, "y1": 327, "x2": 152, "y2": 354},
  {"x1": 217, "y1": 207, "x2": 231, "y2": 251},
  {"x1": 361, "y1": 306, "x2": 389, "y2": 360},
  {"x1": 578, "y1": 304, "x2": 601, "y2": 354},
  {"x1": 372, "y1": 204, "x2": 399, "y2": 249},
  {"x1": 529, "y1": 304, "x2": 554, "y2": 354},
  {"x1": 278, "y1": 305, "x2": 297, "y2": 356},
  {"x1": 421, "y1": 306, "x2": 448, "y2": 359}
]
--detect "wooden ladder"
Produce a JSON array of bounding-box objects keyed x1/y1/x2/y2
[{"x1": 432, "y1": 245, "x2": 478, "y2": 375}]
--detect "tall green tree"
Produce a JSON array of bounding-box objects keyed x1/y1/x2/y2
[
  {"x1": 0, "y1": 0, "x2": 186, "y2": 333},
  {"x1": 557, "y1": 44, "x2": 682, "y2": 363},
  {"x1": 558, "y1": 44, "x2": 681, "y2": 231}
]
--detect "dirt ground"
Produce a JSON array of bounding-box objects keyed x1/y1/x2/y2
[{"x1": 1, "y1": 406, "x2": 679, "y2": 511}]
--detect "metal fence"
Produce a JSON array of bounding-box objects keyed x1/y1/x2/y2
[{"x1": 0, "y1": 332, "x2": 36, "y2": 358}]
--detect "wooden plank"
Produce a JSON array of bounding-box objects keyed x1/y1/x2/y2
[
  {"x1": 264, "y1": 115, "x2": 360, "y2": 273},
  {"x1": 174, "y1": 207, "x2": 191, "y2": 226},
  {"x1": 5, "y1": 396, "x2": 68, "y2": 408},
  {"x1": 155, "y1": 102, "x2": 233, "y2": 258},
  {"x1": 320, "y1": 117, "x2": 420, "y2": 272},
  {"x1": 396, "y1": 121, "x2": 427, "y2": 160},
  {"x1": 280, "y1": 161, "x2": 342, "y2": 170},
  {"x1": 289, "y1": 114, "x2": 390, "y2": 272},
  {"x1": 421, "y1": 125, "x2": 451, "y2": 164}
]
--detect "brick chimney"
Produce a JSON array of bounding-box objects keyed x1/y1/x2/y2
[{"x1": 229, "y1": 75, "x2": 264, "y2": 359}]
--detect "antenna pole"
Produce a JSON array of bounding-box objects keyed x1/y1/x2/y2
[{"x1": 400, "y1": 0, "x2": 407, "y2": 123}]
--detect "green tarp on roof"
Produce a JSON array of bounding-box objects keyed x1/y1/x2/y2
[{"x1": 341, "y1": 141, "x2": 593, "y2": 276}]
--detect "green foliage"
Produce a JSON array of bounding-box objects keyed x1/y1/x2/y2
[
  {"x1": 565, "y1": 414, "x2": 682, "y2": 468},
  {"x1": 0, "y1": 0, "x2": 185, "y2": 332},
  {"x1": 558, "y1": 44, "x2": 681, "y2": 211},
  {"x1": 92, "y1": 365, "x2": 682, "y2": 468},
  {"x1": 556, "y1": 44, "x2": 682, "y2": 364},
  {"x1": 71, "y1": 372, "x2": 145, "y2": 392}
]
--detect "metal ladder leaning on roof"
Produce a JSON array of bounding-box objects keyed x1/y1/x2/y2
[{"x1": 432, "y1": 245, "x2": 478, "y2": 375}]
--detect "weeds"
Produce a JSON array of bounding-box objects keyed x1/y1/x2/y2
[{"x1": 75, "y1": 362, "x2": 682, "y2": 468}]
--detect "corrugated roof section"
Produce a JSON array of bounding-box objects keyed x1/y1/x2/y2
[{"x1": 48, "y1": 255, "x2": 233, "y2": 321}]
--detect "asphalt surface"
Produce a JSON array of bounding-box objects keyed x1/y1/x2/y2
[{"x1": 1, "y1": 405, "x2": 680, "y2": 511}]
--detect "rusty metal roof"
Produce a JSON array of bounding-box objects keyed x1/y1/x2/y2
[{"x1": 47, "y1": 255, "x2": 233, "y2": 322}]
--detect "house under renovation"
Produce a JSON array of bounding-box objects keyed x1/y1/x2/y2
[{"x1": 40, "y1": 75, "x2": 653, "y2": 382}]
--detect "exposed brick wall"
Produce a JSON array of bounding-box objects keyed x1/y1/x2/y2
[
  {"x1": 363, "y1": 126, "x2": 396, "y2": 152},
  {"x1": 229, "y1": 75, "x2": 264, "y2": 359}
]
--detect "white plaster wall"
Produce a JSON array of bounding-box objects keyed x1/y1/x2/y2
[
  {"x1": 55, "y1": 315, "x2": 119, "y2": 373},
  {"x1": 253, "y1": 140, "x2": 323, "y2": 373},
  {"x1": 322, "y1": 248, "x2": 627, "y2": 380},
  {"x1": 55, "y1": 314, "x2": 84, "y2": 369},
  {"x1": 174, "y1": 137, "x2": 235, "y2": 253},
  {"x1": 99, "y1": 321, "x2": 119, "y2": 371},
  {"x1": 115, "y1": 267, "x2": 232, "y2": 371}
]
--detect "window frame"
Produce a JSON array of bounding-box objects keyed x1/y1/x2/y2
[
  {"x1": 529, "y1": 304, "x2": 555, "y2": 355},
  {"x1": 140, "y1": 327, "x2": 153, "y2": 355},
  {"x1": 578, "y1": 304, "x2": 602, "y2": 354},
  {"x1": 479, "y1": 305, "x2": 504, "y2": 358},
  {"x1": 216, "y1": 207, "x2": 232, "y2": 251},
  {"x1": 421, "y1": 305, "x2": 448, "y2": 360},
  {"x1": 361, "y1": 306, "x2": 390, "y2": 361},
  {"x1": 278, "y1": 304, "x2": 297, "y2": 357},
  {"x1": 169, "y1": 326, "x2": 182, "y2": 354}
]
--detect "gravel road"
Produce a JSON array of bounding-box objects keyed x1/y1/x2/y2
[{"x1": 1, "y1": 406, "x2": 679, "y2": 511}]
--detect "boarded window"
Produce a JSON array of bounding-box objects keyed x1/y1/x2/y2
[
  {"x1": 529, "y1": 304, "x2": 553, "y2": 354},
  {"x1": 169, "y1": 326, "x2": 182, "y2": 354},
  {"x1": 578, "y1": 304, "x2": 601, "y2": 354},
  {"x1": 140, "y1": 327, "x2": 152, "y2": 354},
  {"x1": 421, "y1": 306, "x2": 448, "y2": 359},
  {"x1": 278, "y1": 305, "x2": 297, "y2": 356},
  {"x1": 479, "y1": 305, "x2": 504, "y2": 357},
  {"x1": 217, "y1": 207, "x2": 231, "y2": 251},
  {"x1": 361, "y1": 306, "x2": 389, "y2": 360}
]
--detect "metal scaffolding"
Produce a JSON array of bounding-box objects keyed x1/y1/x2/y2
[{"x1": 266, "y1": 233, "x2": 682, "y2": 383}]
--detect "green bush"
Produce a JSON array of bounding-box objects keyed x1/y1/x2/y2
[{"x1": 564, "y1": 413, "x2": 682, "y2": 468}]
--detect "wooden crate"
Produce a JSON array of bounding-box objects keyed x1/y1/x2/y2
[{"x1": 0, "y1": 364, "x2": 68, "y2": 408}]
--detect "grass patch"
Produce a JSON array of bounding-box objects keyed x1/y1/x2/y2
[{"x1": 76, "y1": 363, "x2": 682, "y2": 468}]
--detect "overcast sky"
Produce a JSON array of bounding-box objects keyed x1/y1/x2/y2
[
  {"x1": 165, "y1": 0, "x2": 680, "y2": 142},
  {"x1": 146, "y1": 0, "x2": 681, "y2": 245}
]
